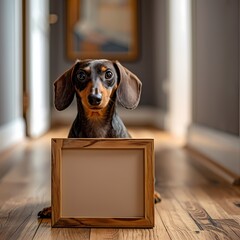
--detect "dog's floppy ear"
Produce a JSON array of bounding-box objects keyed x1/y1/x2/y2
[
  {"x1": 54, "y1": 60, "x2": 80, "y2": 111},
  {"x1": 114, "y1": 61, "x2": 142, "y2": 109}
]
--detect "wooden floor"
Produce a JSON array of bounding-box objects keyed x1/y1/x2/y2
[{"x1": 0, "y1": 125, "x2": 240, "y2": 239}]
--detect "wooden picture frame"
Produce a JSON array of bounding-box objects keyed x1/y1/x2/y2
[
  {"x1": 51, "y1": 138, "x2": 154, "y2": 228},
  {"x1": 66, "y1": 0, "x2": 138, "y2": 61}
]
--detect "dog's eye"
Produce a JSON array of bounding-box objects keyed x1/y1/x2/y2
[
  {"x1": 77, "y1": 71, "x2": 86, "y2": 81},
  {"x1": 105, "y1": 70, "x2": 113, "y2": 79}
]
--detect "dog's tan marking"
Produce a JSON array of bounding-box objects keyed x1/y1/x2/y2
[
  {"x1": 82, "y1": 66, "x2": 91, "y2": 75},
  {"x1": 76, "y1": 82, "x2": 117, "y2": 121},
  {"x1": 101, "y1": 66, "x2": 107, "y2": 72},
  {"x1": 76, "y1": 82, "x2": 117, "y2": 110}
]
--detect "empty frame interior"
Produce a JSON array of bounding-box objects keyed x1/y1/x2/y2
[
  {"x1": 51, "y1": 138, "x2": 154, "y2": 228},
  {"x1": 61, "y1": 149, "x2": 144, "y2": 218}
]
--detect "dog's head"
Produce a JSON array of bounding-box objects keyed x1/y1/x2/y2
[{"x1": 54, "y1": 59, "x2": 142, "y2": 112}]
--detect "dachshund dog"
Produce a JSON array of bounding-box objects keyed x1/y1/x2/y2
[
  {"x1": 38, "y1": 59, "x2": 160, "y2": 218},
  {"x1": 55, "y1": 59, "x2": 142, "y2": 138}
]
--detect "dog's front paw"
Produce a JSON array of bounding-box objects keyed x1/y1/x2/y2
[
  {"x1": 38, "y1": 206, "x2": 52, "y2": 218},
  {"x1": 154, "y1": 191, "x2": 161, "y2": 204}
]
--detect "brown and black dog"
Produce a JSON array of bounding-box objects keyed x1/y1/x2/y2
[
  {"x1": 55, "y1": 59, "x2": 142, "y2": 138},
  {"x1": 38, "y1": 59, "x2": 160, "y2": 218}
]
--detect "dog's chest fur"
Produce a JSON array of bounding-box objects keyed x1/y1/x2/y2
[
  {"x1": 69, "y1": 104, "x2": 130, "y2": 138},
  {"x1": 73, "y1": 97, "x2": 117, "y2": 138},
  {"x1": 84, "y1": 117, "x2": 111, "y2": 138}
]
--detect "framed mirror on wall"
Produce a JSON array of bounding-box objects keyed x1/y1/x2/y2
[{"x1": 66, "y1": 0, "x2": 139, "y2": 61}]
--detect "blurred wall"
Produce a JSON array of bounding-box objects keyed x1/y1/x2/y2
[
  {"x1": 0, "y1": 0, "x2": 25, "y2": 151},
  {"x1": 167, "y1": 0, "x2": 192, "y2": 137},
  {"x1": 188, "y1": 0, "x2": 240, "y2": 177},
  {"x1": 25, "y1": 0, "x2": 50, "y2": 138},
  {"x1": 193, "y1": 0, "x2": 239, "y2": 136}
]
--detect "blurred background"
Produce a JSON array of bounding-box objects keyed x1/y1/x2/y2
[{"x1": 0, "y1": 0, "x2": 239, "y2": 176}]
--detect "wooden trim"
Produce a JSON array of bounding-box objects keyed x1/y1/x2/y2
[
  {"x1": 51, "y1": 139, "x2": 62, "y2": 226},
  {"x1": 51, "y1": 138, "x2": 154, "y2": 228}
]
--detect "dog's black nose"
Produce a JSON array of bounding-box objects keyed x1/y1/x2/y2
[{"x1": 88, "y1": 93, "x2": 102, "y2": 106}]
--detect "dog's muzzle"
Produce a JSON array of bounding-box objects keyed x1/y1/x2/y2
[{"x1": 88, "y1": 88, "x2": 102, "y2": 106}]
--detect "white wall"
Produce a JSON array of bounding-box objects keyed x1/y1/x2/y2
[
  {"x1": 167, "y1": 0, "x2": 192, "y2": 138},
  {"x1": 25, "y1": 0, "x2": 50, "y2": 137},
  {"x1": 0, "y1": 0, "x2": 25, "y2": 151},
  {"x1": 187, "y1": 0, "x2": 240, "y2": 178}
]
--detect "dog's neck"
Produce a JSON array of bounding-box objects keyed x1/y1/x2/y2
[{"x1": 76, "y1": 96, "x2": 116, "y2": 138}]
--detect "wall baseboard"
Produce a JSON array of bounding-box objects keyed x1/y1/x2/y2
[
  {"x1": 187, "y1": 124, "x2": 240, "y2": 182},
  {"x1": 0, "y1": 118, "x2": 26, "y2": 152},
  {"x1": 52, "y1": 105, "x2": 166, "y2": 129},
  {"x1": 118, "y1": 106, "x2": 165, "y2": 129}
]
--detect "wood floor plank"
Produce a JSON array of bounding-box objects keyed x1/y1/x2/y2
[
  {"x1": 155, "y1": 188, "x2": 203, "y2": 240},
  {"x1": 155, "y1": 148, "x2": 209, "y2": 188},
  {"x1": 0, "y1": 138, "x2": 51, "y2": 239},
  {"x1": 191, "y1": 186, "x2": 236, "y2": 220},
  {"x1": 0, "y1": 145, "x2": 26, "y2": 182},
  {"x1": 172, "y1": 187, "x2": 240, "y2": 240},
  {"x1": 204, "y1": 186, "x2": 240, "y2": 216},
  {"x1": 115, "y1": 208, "x2": 171, "y2": 240},
  {"x1": 0, "y1": 181, "x2": 50, "y2": 240},
  {"x1": 153, "y1": 207, "x2": 172, "y2": 240},
  {"x1": 118, "y1": 228, "x2": 167, "y2": 240},
  {"x1": 35, "y1": 209, "x2": 170, "y2": 240},
  {"x1": 33, "y1": 219, "x2": 90, "y2": 240},
  {"x1": 90, "y1": 228, "x2": 120, "y2": 240}
]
